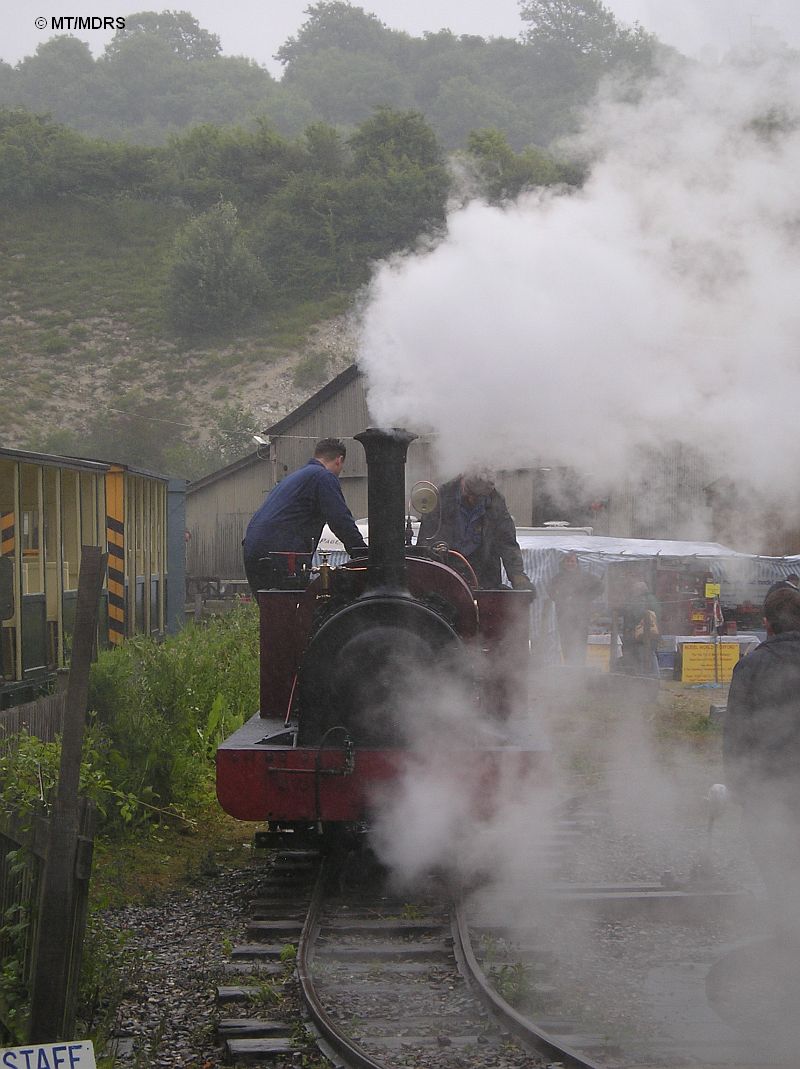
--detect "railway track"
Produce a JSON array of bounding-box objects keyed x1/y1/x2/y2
[{"x1": 215, "y1": 805, "x2": 799, "y2": 1069}]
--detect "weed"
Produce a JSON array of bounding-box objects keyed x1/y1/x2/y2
[
  {"x1": 193, "y1": 849, "x2": 221, "y2": 879},
  {"x1": 279, "y1": 943, "x2": 297, "y2": 965},
  {"x1": 489, "y1": 961, "x2": 534, "y2": 1007},
  {"x1": 86, "y1": 602, "x2": 259, "y2": 834},
  {"x1": 248, "y1": 980, "x2": 283, "y2": 1009},
  {"x1": 0, "y1": 850, "x2": 33, "y2": 1045},
  {"x1": 39, "y1": 331, "x2": 71, "y2": 355},
  {"x1": 401, "y1": 903, "x2": 424, "y2": 920}
]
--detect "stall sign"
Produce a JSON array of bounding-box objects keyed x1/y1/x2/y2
[{"x1": 680, "y1": 642, "x2": 739, "y2": 683}]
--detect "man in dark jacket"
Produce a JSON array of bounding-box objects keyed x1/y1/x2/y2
[
  {"x1": 723, "y1": 587, "x2": 800, "y2": 933},
  {"x1": 243, "y1": 437, "x2": 367, "y2": 595},
  {"x1": 416, "y1": 470, "x2": 533, "y2": 591},
  {"x1": 547, "y1": 552, "x2": 603, "y2": 665},
  {"x1": 724, "y1": 587, "x2": 800, "y2": 799}
]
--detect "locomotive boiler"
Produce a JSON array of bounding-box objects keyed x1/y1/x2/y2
[{"x1": 216, "y1": 426, "x2": 548, "y2": 838}]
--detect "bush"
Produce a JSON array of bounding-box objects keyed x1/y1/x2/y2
[
  {"x1": 87, "y1": 602, "x2": 259, "y2": 832},
  {"x1": 166, "y1": 200, "x2": 266, "y2": 334}
]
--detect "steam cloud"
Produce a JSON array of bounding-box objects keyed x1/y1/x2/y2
[
  {"x1": 359, "y1": 48, "x2": 789, "y2": 986},
  {"x1": 358, "y1": 49, "x2": 800, "y2": 498}
]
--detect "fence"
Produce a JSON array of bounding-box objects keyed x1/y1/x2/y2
[
  {"x1": 0, "y1": 690, "x2": 65, "y2": 749},
  {"x1": 0, "y1": 547, "x2": 104, "y2": 1044},
  {"x1": 0, "y1": 795, "x2": 95, "y2": 1040}
]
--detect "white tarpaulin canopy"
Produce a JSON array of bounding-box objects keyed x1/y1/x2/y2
[{"x1": 318, "y1": 523, "x2": 797, "y2": 605}]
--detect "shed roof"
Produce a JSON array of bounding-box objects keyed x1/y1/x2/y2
[{"x1": 266, "y1": 364, "x2": 361, "y2": 438}]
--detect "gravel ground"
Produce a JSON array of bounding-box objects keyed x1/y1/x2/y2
[
  {"x1": 96, "y1": 856, "x2": 306, "y2": 1069},
  {"x1": 467, "y1": 747, "x2": 780, "y2": 1068}
]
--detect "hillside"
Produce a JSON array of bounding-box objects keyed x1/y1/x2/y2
[
  {"x1": 1, "y1": 196, "x2": 358, "y2": 479},
  {"x1": 0, "y1": 4, "x2": 665, "y2": 479}
]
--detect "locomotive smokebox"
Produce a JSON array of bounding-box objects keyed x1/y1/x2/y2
[
  {"x1": 354, "y1": 427, "x2": 417, "y2": 593},
  {"x1": 296, "y1": 425, "x2": 466, "y2": 748}
]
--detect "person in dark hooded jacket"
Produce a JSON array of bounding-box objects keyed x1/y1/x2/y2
[
  {"x1": 547, "y1": 552, "x2": 603, "y2": 665},
  {"x1": 416, "y1": 471, "x2": 533, "y2": 591},
  {"x1": 723, "y1": 587, "x2": 800, "y2": 933},
  {"x1": 724, "y1": 587, "x2": 800, "y2": 796}
]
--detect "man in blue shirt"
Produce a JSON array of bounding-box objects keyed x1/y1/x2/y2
[{"x1": 243, "y1": 437, "x2": 367, "y2": 594}]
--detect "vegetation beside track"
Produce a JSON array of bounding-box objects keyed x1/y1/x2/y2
[{"x1": 0, "y1": 604, "x2": 260, "y2": 1047}]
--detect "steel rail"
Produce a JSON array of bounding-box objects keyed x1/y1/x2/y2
[
  {"x1": 451, "y1": 897, "x2": 605, "y2": 1069},
  {"x1": 295, "y1": 859, "x2": 389, "y2": 1069}
]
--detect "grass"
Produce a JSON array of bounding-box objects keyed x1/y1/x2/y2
[
  {"x1": 0, "y1": 199, "x2": 182, "y2": 329},
  {"x1": 89, "y1": 799, "x2": 256, "y2": 911},
  {"x1": 538, "y1": 675, "x2": 726, "y2": 788}
]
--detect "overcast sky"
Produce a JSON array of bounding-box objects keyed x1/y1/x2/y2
[{"x1": 4, "y1": 1, "x2": 800, "y2": 73}]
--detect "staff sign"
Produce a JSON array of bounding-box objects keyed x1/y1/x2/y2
[{"x1": 1, "y1": 1042, "x2": 95, "y2": 1068}]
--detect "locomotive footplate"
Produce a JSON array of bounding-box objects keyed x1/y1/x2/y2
[{"x1": 216, "y1": 711, "x2": 549, "y2": 824}]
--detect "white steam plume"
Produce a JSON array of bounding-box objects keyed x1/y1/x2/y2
[{"x1": 358, "y1": 51, "x2": 800, "y2": 495}]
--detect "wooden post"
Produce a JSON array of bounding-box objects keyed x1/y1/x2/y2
[
  {"x1": 609, "y1": 608, "x2": 620, "y2": 671},
  {"x1": 28, "y1": 545, "x2": 106, "y2": 1042}
]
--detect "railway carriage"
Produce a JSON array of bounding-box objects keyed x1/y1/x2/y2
[
  {"x1": 0, "y1": 446, "x2": 180, "y2": 708},
  {"x1": 216, "y1": 426, "x2": 550, "y2": 837}
]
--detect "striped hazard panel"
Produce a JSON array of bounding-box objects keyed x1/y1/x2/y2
[
  {"x1": 106, "y1": 471, "x2": 125, "y2": 645},
  {"x1": 0, "y1": 512, "x2": 14, "y2": 556}
]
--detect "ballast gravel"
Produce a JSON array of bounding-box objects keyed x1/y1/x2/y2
[{"x1": 97, "y1": 745, "x2": 775, "y2": 1068}]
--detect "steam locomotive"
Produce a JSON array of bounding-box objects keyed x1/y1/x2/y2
[{"x1": 216, "y1": 427, "x2": 548, "y2": 839}]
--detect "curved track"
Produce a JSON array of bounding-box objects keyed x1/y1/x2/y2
[{"x1": 217, "y1": 814, "x2": 798, "y2": 1069}]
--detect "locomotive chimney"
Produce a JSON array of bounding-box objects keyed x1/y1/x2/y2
[{"x1": 354, "y1": 427, "x2": 417, "y2": 592}]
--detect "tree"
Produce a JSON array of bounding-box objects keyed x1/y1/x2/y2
[
  {"x1": 202, "y1": 405, "x2": 260, "y2": 469},
  {"x1": 276, "y1": 2, "x2": 393, "y2": 66},
  {"x1": 349, "y1": 106, "x2": 445, "y2": 174},
  {"x1": 305, "y1": 121, "x2": 347, "y2": 175},
  {"x1": 13, "y1": 37, "x2": 97, "y2": 121},
  {"x1": 0, "y1": 109, "x2": 153, "y2": 200},
  {"x1": 519, "y1": 0, "x2": 655, "y2": 66},
  {"x1": 279, "y1": 46, "x2": 412, "y2": 127},
  {"x1": 104, "y1": 10, "x2": 221, "y2": 62},
  {"x1": 160, "y1": 121, "x2": 306, "y2": 207},
  {"x1": 253, "y1": 109, "x2": 449, "y2": 299},
  {"x1": 166, "y1": 201, "x2": 266, "y2": 334},
  {"x1": 35, "y1": 390, "x2": 191, "y2": 474},
  {"x1": 466, "y1": 127, "x2": 576, "y2": 201}
]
